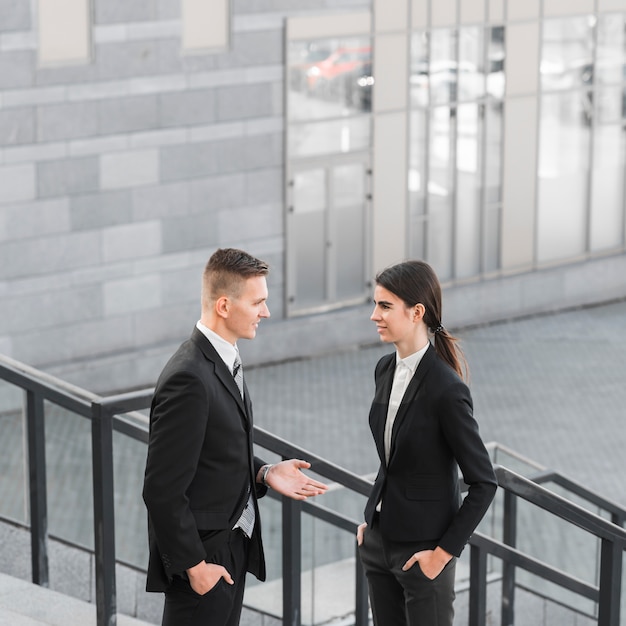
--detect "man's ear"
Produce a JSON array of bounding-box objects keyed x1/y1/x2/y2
[
  {"x1": 215, "y1": 295, "x2": 230, "y2": 319},
  {"x1": 413, "y1": 303, "x2": 425, "y2": 322}
]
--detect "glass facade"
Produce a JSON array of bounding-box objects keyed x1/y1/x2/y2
[
  {"x1": 539, "y1": 13, "x2": 626, "y2": 263},
  {"x1": 285, "y1": 5, "x2": 626, "y2": 316},
  {"x1": 409, "y1": 25, "x2": 505, "y2": 282}
]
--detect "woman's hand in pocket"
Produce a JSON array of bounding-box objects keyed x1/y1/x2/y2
[
  {"x1": 356, "y1": 522, "x2": 368, "y2": 546},
  {"x1": 402, "y1": 546, "x2": 452, "y2": 580}
]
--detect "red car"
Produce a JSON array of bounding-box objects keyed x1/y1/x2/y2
[{"x1": 306, "y1": 47, "x2": 372, "y2": 97}]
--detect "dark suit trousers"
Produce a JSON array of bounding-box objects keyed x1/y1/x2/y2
[
  {"x1": 358, "y1": 520, "x2": 456, "y2": 626},
  {"x1": 162, "y1": 529, "x2": 250, "y2": 626}
]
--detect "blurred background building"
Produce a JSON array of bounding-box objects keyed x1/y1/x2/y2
[{"x1": 1, "y1": 0, "x2": 626, "y2": 392}]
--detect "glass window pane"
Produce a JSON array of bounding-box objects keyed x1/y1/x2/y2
[
  {"x1": 458, "y1": 27, "x2": 485, "y2": 102},
  {"x1": 410, "y1": 31, "x2": 429, "y2": 109},
  {"x1": 541, "y1": 17, "x2": 594, "y2": 92},
  {"x1": 485, "y1": 101, "x2": 503, "y2": 205},
  {"x1": 430, "y1": 29, "x2": 458, "y2": 106},
  {"x1": 590, "y1": 115, "x2": 625, "y2": 251},
  {"x1": 333, "y1": 163, "x2": 363, "y2": 208},
  {"x1": 483, "y1": 205, "x2": 501, "y2": 272},
  {"x1": 287, "y1": 38, "x2": 372, "y2": 123},
  {"x1": 537, "y1": 92, "x2": 590, "y2": 263},
  {"x1": 596, "y1": 14, "x2": 626, "y2": 86},
  {"x1": 292, "y1": 170, "x2": 327, "y2": 307},
  {"x1": 46, "y1": 403, "x2": 94, "y2": 549},
  {"x1": 289, "y1": 118, "x2": 371, "y2": 158},
  {"x1": 427, "y1": 106, "x2": 455, "y2": 280},
  {"x1": 409, "y1": 107, "x2": 427, "y2": 259},
  {"x1": 487, "y1": 26, "x2": 505, "y2": 100},
  {"x1": 333, "y1": 164, "x2": 366, "y2": 299},
  {"x1": 335, "y1": 204, "x2": 365, "y2": 298},
  {"x1": 0, "y1": 382, "x2": 26, "y2": 524},
  {"x1": 456, "y1": 103, "x2": 482, "y2": 278}
]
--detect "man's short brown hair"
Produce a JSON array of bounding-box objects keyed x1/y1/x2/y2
[{"x1": 202, "y1": 248, "x2": 269, "y2": 304}]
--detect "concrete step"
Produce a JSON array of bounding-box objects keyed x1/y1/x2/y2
[{"x1": 0, "y1": 572, "x2": 153, "y2": 626}]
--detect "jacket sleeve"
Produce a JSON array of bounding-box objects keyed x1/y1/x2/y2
[
  {"x1": 143, "y1": 369, "x2": 209, "y2": 577},
  {"x1": 253, "y1": 456, "x2": 269, "y2": 498},
  {"x1": 436, "y1": 381, "x2": 497, "y2": 557}
]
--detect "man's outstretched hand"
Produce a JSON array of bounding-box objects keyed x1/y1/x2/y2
[{"x1": 260, "y1": 459, "x2": 328, "y2": 500}]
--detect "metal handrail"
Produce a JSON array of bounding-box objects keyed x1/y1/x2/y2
[{"x1": 2, "y1": 353, "x2": 626, "y2": 626}]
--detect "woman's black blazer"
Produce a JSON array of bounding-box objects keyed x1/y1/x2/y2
[{"x1": 364, "y1": 344, "x2": 497, "y2": 557}]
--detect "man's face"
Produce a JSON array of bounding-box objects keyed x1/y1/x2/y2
[{"x1": 223, "y1": 275, "x2": 270, "y2": 343}]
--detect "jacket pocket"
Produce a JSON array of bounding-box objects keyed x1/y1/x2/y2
[{"x1": 405, "y1": 475, "x2": 444, "y2": 501}]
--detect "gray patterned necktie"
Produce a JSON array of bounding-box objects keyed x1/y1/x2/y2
[
  {"x1": 232, "y1": 353, "x2": 254, "y2": 536},
  {"x1": 232, "y1": 354, "x2": 244, "y2": 399}
]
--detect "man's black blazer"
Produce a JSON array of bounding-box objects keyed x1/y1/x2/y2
[
  {"x1": 143, "y1": 327, "x2": 267, "y2": 591},
  {"x1": 364, "y1": 344, "x2": 497, "y2": 557}
]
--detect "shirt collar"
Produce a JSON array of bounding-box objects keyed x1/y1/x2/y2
[
  {"x1": 196, "y1": 320, "x2": 239, "y2": 373},
  {"x1": 396, "y1": 341, "x2": 429, "y2": 375}
]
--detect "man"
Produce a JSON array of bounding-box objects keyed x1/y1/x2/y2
[{"x1": 143, "y1": 248, "x2": 327, "y2": 626}]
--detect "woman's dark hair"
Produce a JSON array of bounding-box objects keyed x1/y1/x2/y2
[{"x1": 375, "y1": 260, "x2": 468, "y2": 380}]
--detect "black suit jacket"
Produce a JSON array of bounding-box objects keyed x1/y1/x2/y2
[
  {"x1": 364, "y1": 344, "x2": 497, "y2": 557},
  {"x1": 143, "y1": 327, "x2": 267, "y2": 591}
]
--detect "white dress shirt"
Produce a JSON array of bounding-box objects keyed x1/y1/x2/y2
[
  {"x1": 196, "y1": 321, "x2": 240, "y2": 376},
  {"x1": 378, "y1": 341, "x2": 429, "y2": 512}
]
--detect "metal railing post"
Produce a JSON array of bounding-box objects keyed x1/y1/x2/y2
[
  {"x1": 468, "y1": 543, "x2": 487, "y2": 626},
  {"x1": 501, "y1": 489, "x2": 517, "y2": 626},
  {"x1": 25, "y1": 389, "x2": 49, "y2": 587},
  {"x1": 282, "y1": 495, "x2": 302, "y2": 626},
  {"x1": 597, "y1": 538, "x2": 623, "y2": 626},
  {"x1": 91, "y1": 401, "x2": 117, "y2": 626}
]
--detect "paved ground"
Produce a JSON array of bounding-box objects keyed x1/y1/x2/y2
[{"x1": 1, "y1": 297, "x2": 625, "y2": 624}]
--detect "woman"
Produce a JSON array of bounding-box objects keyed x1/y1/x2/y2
[{"x1": 357, "y1": 260, "x2": 497, "y2": 626}]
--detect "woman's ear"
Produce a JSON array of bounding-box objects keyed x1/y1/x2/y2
[{"x1": 413, "y1": 303, "x2": 426, "y2": 322}]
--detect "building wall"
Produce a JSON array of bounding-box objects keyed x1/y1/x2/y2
[{"x1": 1, "y1": 0, "x2": 625, "y2": 393}]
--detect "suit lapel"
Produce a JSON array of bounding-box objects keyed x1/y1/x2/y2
[
  {"x1": 388, "y1": 343, "x2": 435, "y2": 462},
  {"x1": 371, "y1": 354, "x2": 395, "y2": 460},
  {"x1": 190, "y1": 328, "x2": 250, "y2": 421}
]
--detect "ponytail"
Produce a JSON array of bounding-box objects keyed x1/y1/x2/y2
[{"x1": 432, "y1": 326, "x2": 469, "y2": 383}]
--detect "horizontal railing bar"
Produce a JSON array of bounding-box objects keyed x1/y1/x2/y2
[
  {"x1": 97, "y1": 389, "x2": 154, "y2": 413},
  {"x1": 470, "y1": 533, "x2": 598, "y2": 600},
  {"x1": 495, "y1": 466, "x2": 626, "y2": 544},
  {"x1": 301, "y1": 500, "x2": 360, "y2": 533},
  {"x1": 486, "y1": 441, "x2": 547, "y2": 471},
  {"x1": 265, "y1": 489, "x2": 361, "y2": 533},
  {"x1": 112, "y1": 413, "x2": 149, "y2": 443},
  {"x1": 254, "y1": 426, "x2": 372, "y2": 496},
  {"x1": 0, "y1": 355, "x2": 100, "y2": 402},
  {"x1": 531, "y1": 469, "x2": 626, "y2": 521},
  {"x1": 0, "y1": 365, "x2": 93, "y2": 417}
]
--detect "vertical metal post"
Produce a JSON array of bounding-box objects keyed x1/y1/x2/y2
[
  {"x1": 91, "y1": 401, "x2": 117, "y2": 626},
  {"x1": 501, "y1": 490, "x2": 517, "y2": 626},
  {"x1": 597, "y1": 538, "x2": 623, "y2": 626},
  {"x1": 354, "y1": 543, "x2": 369, "y2": 626},
  {"x1": 282, "y1": 495, "x2": 301, "y2": 626},
  {"x1": 468, "y1": 544, "x2": 487, "y2": 626},
  {"x1": 25, "y1": 390, "x2": 49, "y2": 587}
]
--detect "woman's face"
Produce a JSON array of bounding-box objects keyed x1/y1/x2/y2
[{"x1": 370, "y1": 285, "x2": 416, "y2": 346}]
